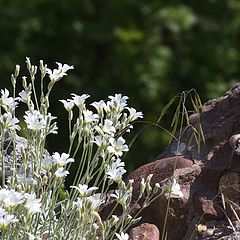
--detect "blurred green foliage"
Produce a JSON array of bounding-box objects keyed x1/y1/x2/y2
[{"x1": 0, "y1": 0, "x2": 240, "y2": 172}]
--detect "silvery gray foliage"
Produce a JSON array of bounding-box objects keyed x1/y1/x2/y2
[
  {"x1": 1, "y1": 131, "x2": 51, "y2": 185},
  {"x1": 0, "y1": 58, "x2": 163, "y2": 240}
]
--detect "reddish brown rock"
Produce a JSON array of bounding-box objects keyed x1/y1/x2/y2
[
  {"x1": 135, "y1": 164, "x2": 201, "y2": 240},
  {"x1": 193, "y1": 195, "x2": 224, "y2": 220},
  {"x1": 101, "y1": 84, "x2": 240, "y2": 240},
  {"x1": 129, "y1": 223, "x2": 160, "y2": 240},
  {"x1": 125, "y1": 84, "x2": 240, "y2": 240},
  {"x1": 125, "y1": 156, "x2": 194, "y2": 200}
]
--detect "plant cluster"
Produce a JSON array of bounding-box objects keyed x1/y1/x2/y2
[{"x1": 0, "y1": 58, "x2": 183, "y2": 240}]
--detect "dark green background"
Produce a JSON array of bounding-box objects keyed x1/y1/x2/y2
[{"x1": 1, "y1": 0, "x2": 240, "y2": 172}]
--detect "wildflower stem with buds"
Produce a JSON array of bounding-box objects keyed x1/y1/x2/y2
[{"x1": 0, "y1": 58, "x2": 166, "y2": 240}]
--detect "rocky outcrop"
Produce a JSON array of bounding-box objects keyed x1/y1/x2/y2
[{"x1": 125, "y1": 84, "x2": 240, "y2": 240}]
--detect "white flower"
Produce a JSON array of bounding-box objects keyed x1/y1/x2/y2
[
  {"x1": 73, "y1": 195, "x2": 103, "y2": 211},
  {"x1": 91, "y1": 100, "x2": 106, "y2": 113},
  {"x1": 0, "y1": 89, "x2": 10, "y2": 104},
  {"x1": 0, "y1": 112, "x2": 20, "y2": 131},
  {"x1": 73, "y1": 197, "x2": 83, "y2": 209},
  {"x1": 41, "y1": 157, "x2": 54, "y2": 173},
  {"x1": 110, "y1": 189, "x2": 121, "y2": 200},
  {"x1": 111, "y1": 215, "x2": 119, "y2": 224},
  {"x1": 24, "y1": 110, "x2": 46, "y2": 131},
  {"x1": 46, "y1": 68, "x2": 65, "y2": 82},
  {"x1": 52, "y1": 152, "x2": 74, "y2": 167},
  {"x1": 59, "y1": 99, "x2": 75, "y2": 112},
  {"x1": 106, "y1": 94, "x2": 128, "y2": 112},
  {"x1": 2, "y1": 190, "x2": 24, "y2": 208},
  {"x1": 110, "y1": 189, "x2": 131, "y2": 205},
  {"x1": 102, "y1": 119, "x2": 116, "y2": 134},
  {"x1": 56, "y1": 62, "x2": 74, "y2": 73},
  {"x1": 18, "y1": 90, "x2": 31, "y2": 103},
  {"x1": 95, "y1": 119, "x2": 116, "y2": 136},
  {"x1": 71, "y1": 93, "x2": 89, "y2": 108},
  {"x1": 87, "y1": 195, "x2": 104, "y2": 210},
  {"x1": 115, "y1": 232, "x2": 129, "y2": 240},
  {"x1": 83, "y1": 110, "x2": 99, "y2": 124},
  {"x1": 164, "y1": 178, "x2": 184, "y2": 199},
  {"x1": 46, "y1": 62, "x2": 73, "y2": 82},
  {"x1": 0, "y1": 213, "x2": 18, "y2": 229},
  {"x1": 0, "y1": 207, "x2": 7, "y2": 218},
  {"x1": 70, "y1": 184, "x2": 98, "y2": 197},
  {"x1": 0, "y1": 89, "x2": 18, "y2": 110},
  {"x1": 92, "y1": 135, "x2": 107, "y2": 148},
  {"x1": 106, "y1": 158, "x2": 126, "y2": 181},
  {"x1": 0, "y1": 189, "x2": 9, "y2": 201},
  {"x1": 107, "y1": 137, "x2": 129, "y2": 157},
  {"x1": 126, "y1": 107, "x2": 143, "y2": 121},
  {"x1": 24, "y1": 192, "x2": 41, "y2": 214},
  {"x1": 54, "y1": 167, "x2": 69, "y2": 179},
  {"x1": 45, "y1": 113, "x2": 58, "y2": 135},
  {"x1": 109, "y1": 94, "x2": 128, "y2": 107}
]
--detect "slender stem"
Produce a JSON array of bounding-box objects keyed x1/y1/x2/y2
[
  {"x1": 1, "y1": 130, "x2": 5, "y2": 186},
  {"x1": 31, "y1": 76, "x2": 39, "y2": 111}
]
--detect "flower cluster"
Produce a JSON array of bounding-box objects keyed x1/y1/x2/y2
[
  {"x1": 59, "y1": 91, "x2": 143, "y2": 188},
  {"x1": 0, "y1": 189, "x2": 41, "y2": 231},
  {"x1": 0, "y1": 58, "x2": 163, "y2": 240}
]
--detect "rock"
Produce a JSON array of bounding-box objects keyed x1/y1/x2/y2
[
  {"x1": 129, "y1": 223, "x2": 160, "y2": 240},
  {"x1": 189, "y1": 113, "x2": 200, "y2": 127},
  {"x1": 137, "y1": 164, "x2": 201, "y2": 240},
  {"x1": 125, "y1": 156, "x2": 194, "y2": 200},
  {"x1": 0, "y1": 131, "x2": 51, "y2": 184},
  {"x1": 124, "y1": 84, "x2": 240, "y2": 240},
  {"x1": 193, "y1": 195, "x2": 224, "y2": 221}
]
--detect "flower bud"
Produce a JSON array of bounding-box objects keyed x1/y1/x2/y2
[
  {"x1": 39, "y1": 60, "x2": 44, "y2": 71},
  {"x1": 153, "y1": 183, "x2": 161, "y2": 194},
  {"x1": 111, "y1": 215, "x2": 119, "y2": 224},
  {"x1": 22, "y1": 76, "x2": 27, "y2": 88},
  {"x1": 26, "y1": 57, "x2": 31, "y2": 70},
  {"x1": 138, "y1": 178, "x2": 146, "y2": 199},
  {"x1": 33, "y1": 65, "x2": 37, "y2": 75},
  {"x1": 130, "y1": 217, "x2": 142, "y2": 225},
  {"x1": 126, "y1": 179, "x2": 134, "y2": 191},
  {"x1": 146, "y1": 174, "x2": 153, "y2": 195},
  {"x1": 43, "y1": 175, "x2": 48, "y2": 185},
  {"x1": 15, "y1": 65, "x2": 20, "y2": 77},
  {"x1": 16, "y1": 184, "x2": 22, "y2": 192}
]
